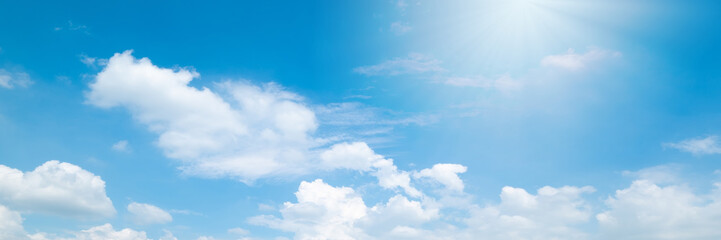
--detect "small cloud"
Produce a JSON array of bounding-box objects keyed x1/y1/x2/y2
[
  {"x1": 112, "y1": 140, "x2": 131, "y2": 152},
  {"x1": 664, "y1": 135, "x2": 721, "y2": 155},
  {"x1": 343, "y1": 95, "x2": 372, "y2": 100},
  {"x1": 0, "y1": 69, "x2": 33, "y2": 89},
  {"x1": 79, "y1": 54, "x2": 108, "y2": 68},
  {"x1": 127, "y1": 202, "x2": 173, "y2": 225},
  {"x1": 443, "y1": 75, "x2": 522, "y2": 91},
  {"x1": 541, "y1": 48, "x2": 621, "y2": 71},
  {"x1": 54, "y1": 20, "x2": 89, "y2": 35},
  {"x1": 390, "y1": 22, "x2": 412, "y2": 35},
  {"x1": 258, "y1": 203, "x2": 276, "y2": 211},
  {"x1": 354, "y1": 53, "x2": 444, "y2": 76},
  {"x1": 228, "y1": 227, "x2": 250, "y2": 235}
]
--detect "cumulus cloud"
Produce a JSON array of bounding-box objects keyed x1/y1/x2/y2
[
  {"x1": 0, "y1": 161, "x2": 115, "y2": 219},
  {"x1": 127, "y1": 202, "x2": 172, "y2": 225},
  {"x1": 540, "y1": 48, "x2": 621, "y2": 71},
  {"x1": 597, "y1": 168, "x2": 721, "y2": 240},
  {"x1": 0, "y1": 69, "x2": 33, "y2": 89},
  {"x1": 0, "y1": 205, "x2": 29, "y2": 240},
  {"x1": 463, "y1": 185, "x2": 595, "y2": 240},
  {"x1": 249, "y1": 179, "x2": 435, "y2": 240},
  {"x1": 353, "y1": 53, "x2": 444, "y2": 76},
  {"x1": 86, "y1": 51, "x2": 320, "y2": 182},
  {"x1": 414, "y1": 164, "x2": 467, "y2": 192},
  {"x1": 321, "y1": 142, "x2": 421, "y2": 197},
  {"x1": 664, "y1": 135, "x2": 721, "y2": 155}
]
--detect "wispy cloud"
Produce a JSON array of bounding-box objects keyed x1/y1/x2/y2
[
  {"x1": 353, "y1": 53, "x2": 444, "y2": 76},
  {"x1": 54, "y1": 20, "x2": 89, "y2": 35},
  {"x1": 443, "y1": 75, "x2": 522, "y2": 91},
  {"x1": 390, "y1": 21, "x2": 412, "y2": 35},
  {"x1": 0, "y1": 69, "x2": 33, "y2": 89},
  {"x1": 664, "y1": 135, "x2": 721, "y2": 155},
  {"x1": 541, "y1": 48, "x2": 621, "y2": 71}
]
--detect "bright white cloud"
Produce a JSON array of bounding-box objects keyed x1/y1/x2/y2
[
  {"x1": 463, "y1": 185, "x2": 595, "y2": 240},
  {"x1": 597, "y1": 168, "x2": 721, "y2": 240},
  {"x1": 249, "y1": 179, "x2": 436, "y2": 240},
  {"x1": 62, "y1": 224, "x2": 150, "y2": 240},
  {"x1": 540, "y1": 48, "x2": 621, "y2": 71},
  {"x1": 0, "y1": 205, "x2": 29, "y2": 240},
  {"x1": 414, "y1": 163, "x2": 467, "y2": 192},
  {"x1": 0, "y1": 161, "x2": 115, "y2": 218},
  {"x1": 0, "y1": 69, "x2": 33, "y2": 89},
  {"x1": 353, "y1": 53, "x2": 444, "y2": 76},
  {"x1": 86, "y1": 51, "x2": 320, "y2": 182},
  {"x1": 127, "y1": 202, "x2": 172, "y2": 225},
  {"x1": 112, "y1": 140, "x2": 130, "y2": 152},
  {"x1": 664, "y1": 135, "x2": 721, "y2": 155},
  {"x1": 322, "y1": 142, "x2": 422, "y2": 197}
]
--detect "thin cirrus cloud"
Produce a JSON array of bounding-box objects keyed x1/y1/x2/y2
[
  {"x1": 0, "y1": 160, "x2": 116, "y2": 219},
  {"x1": 0, "y1": 69, "x2": 33, "y2": 89},
  {"x1": 540, "y1": 48, "x2": 622, "y2": 71},
  {"x1": 353, "y1": 53, "x2": 445, "y2": 76},
  {"x1": 389, "y1": 21, "x2": 412, "y2": 35},
  {"x1": 664, "y1": 135, "x2": 721, "y2": 155}
]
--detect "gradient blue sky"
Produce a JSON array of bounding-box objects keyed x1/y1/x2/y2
[{"x1": 1, "y1": 0, "x2": 721, "y2": 239}]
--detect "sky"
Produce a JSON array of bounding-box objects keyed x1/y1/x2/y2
[{"x1": 1, "y1": 0, "x2": 721, "y2": 239}]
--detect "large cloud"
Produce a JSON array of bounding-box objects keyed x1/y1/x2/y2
[
  {"x1": 0, "y1": 205, "x2": 29, "y2": 240},
  {"x1": 86, "y1": 51, "x2": 319, "y2": 182},
  {"x1": 597, "y1": 169, "x2": 721, "y2": 240},
  {"x1": 0, "y1": 161, "x2": 115, "y2": 219}
]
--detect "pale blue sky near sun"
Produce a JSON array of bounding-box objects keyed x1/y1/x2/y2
[{"x1": 1, "y1": 0, "x2": 721, "y2": 239}]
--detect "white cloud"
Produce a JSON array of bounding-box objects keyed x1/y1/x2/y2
[
  {"x1": 463, "y1": 185, "x2": 595, "y2": 240},
  {"x1": 353, "y1": 53, "x2": 444, "y2": 76},
  {"x1": 0, "y1": 161, "x2": 115, "y2": 218},
  {"x1": 0, "y1": 205, "x2": 29, "y2": 240},
  {"x1": 389, "y1": 22, "x2": 412, "y2": 35},
  {"x1": 664, "y1": 135, "x2": 721, "y2": 155},
  {"x1": 127, "y1": 202, "x2": 172, "y2": 225},
  {"x1": 0, "y1": 69, "x2": 33, "y2": 89},
  {"x1": 249, "y1": 179, "x2": 435, "y2": 240},
  {"x1": 414, "y1": 163, "x2": 467, "y2": 192},
  {"x1": 540, "y1": 48, "x2": 621, "y2": 71},
  {"x1": 112, "y1": 140, "x2": 130, "y2": 152},
  {"x1": 86, "y1": 51, "x2": 320, "y2": 182},
  {"x1": 321, "y1": 142, "x2": 422, "y2": 197},
  {"x1": 443, "y1": 75, "x2": 522, "y2": 91},
  {"x1": 597, "y1": 169, "x2": 721, "y2": 240},
  {"x1": 62, "y1": 224, "x2": 150, "y2": 240},
  {"x1": 228, "y1": 227, "x2": 249, "y2": 235}
]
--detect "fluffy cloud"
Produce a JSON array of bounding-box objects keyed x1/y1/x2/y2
[
  {"x1": 249, "y1": 179, "x2": 436, "y2": 240},
  {"x1": 414, "y1": 163, "x2": 467, "y2": 192},
  {"x1": 664, "y1": 135, "x2": 721, "y2": 155},
  {"x1": 462, "y1": 185, "x2": 595, "y2": 240},
  {"x1": 0, "y1": 68, "x2": 33, "y2": 89},
  {"x1": 597, "y1": 169, "x2": 721, "y2": 239},
  {"x1": 353, "y1": 53, "x2": 444, "y2": 76},
  {"x1": 60, "y1": 224, "x2": 150, "y2": 240},
  {"x1": 540, "y1": 48, "x2": 621, "y2": 71},
  {"x1": 127, "y1": 202, "x2": 172, "y2": 225},
  {"x1": 86, "y1": 51, "x2": 319, "y2": 182},
  {"x1": 0, "y1": 205, "x2": 29, "y2": 240},
  {"x1": 0, "y1": 161, "x2": 115, "y2": 218},
  {"x1": 321, "y1": 142, "x2": 421, "y2": 197}
]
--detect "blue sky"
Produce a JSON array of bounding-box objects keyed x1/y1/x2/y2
[{"x1": 1, "y1": 0, "x2": 721, "y2": 239}]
